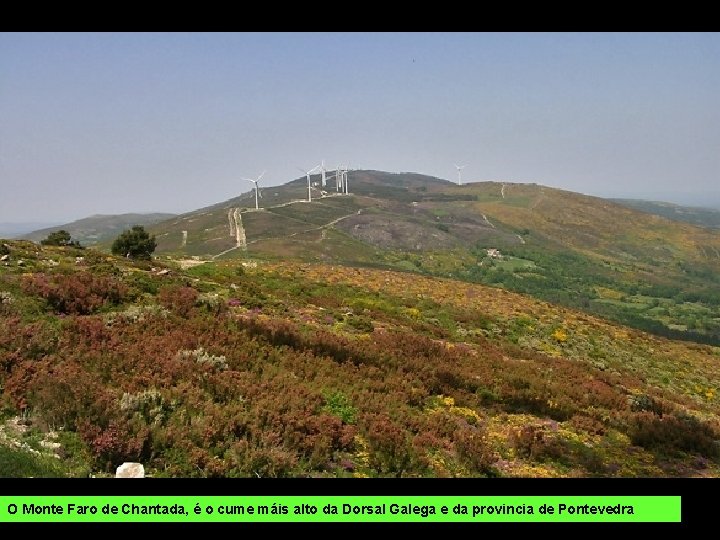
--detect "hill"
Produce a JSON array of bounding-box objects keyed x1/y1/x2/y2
[
  {"x1": 144, "y1": 170, "x2": 720, "y2": 346},
  {"x1": 0, "y1": 240, "x2": 718, "y2": 477},
  {"x1": 0, "y1": 222, "x2": 64, "y2": 238},
  {"x1": 20, "y1": 213, "x2": 176, "y2": 247},
  {"x1": 610, "y1": 199, "x2": 720, "y2": 229}
]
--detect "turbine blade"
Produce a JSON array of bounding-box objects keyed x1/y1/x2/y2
[{"x1": 257, "y1": 171, "x2": 266, "y2": 182}]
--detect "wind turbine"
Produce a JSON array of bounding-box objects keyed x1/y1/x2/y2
[
  {"x1": 242, "y1": 171, "x2": 265, "y2": 210},
  {"x1": 298, "y1": 165, "x2": 320, "y2": 202},
  {"x1": 320, "y1": 160, "x2": 327, "y2": 187},
  {"x1": 343, "y1": 165, "x2": 350, "y2": 194},
  {"x1": 454, "y1": 164, "x2": 465, "y2": 186}
]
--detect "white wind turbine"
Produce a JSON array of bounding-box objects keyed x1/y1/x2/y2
[
  {"x1": 320, "y1": 159, "x2": 327, "y2": 187},
  {"x1": 243, "y1": 171, "x2": 265, "y2": 210},
  {"x1": 342, "y1": 165, "x2": 350, "y2": 194},
  {"x1": 298, "y1": 165, "x2": 320, "y2": 202},
  {"x1": 454, "y1": 164, "x2": 465, "y2": 186},
  {"x1": 335, "y1": 165, "x2": 343, "y2": 192}
]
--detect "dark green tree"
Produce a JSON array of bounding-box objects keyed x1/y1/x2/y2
[
  {"x1": 111, "y1": 225, "x2": 157, "y2": 260},
  {"x1": 41, "y1": 229, "x2": 82, "y2": 248}
]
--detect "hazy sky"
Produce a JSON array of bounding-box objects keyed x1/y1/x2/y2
[{"x1": 2, "y1": 32, "x2": 719, "y2": 222}]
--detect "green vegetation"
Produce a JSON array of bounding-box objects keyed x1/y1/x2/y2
[
  {"x1": 0, "y1": 445, "x2": 66, "y2": 478},
  {"x1": 22, "y1": 213, "x2": 176, "y2": 247},
  {"x1": 138, "y1": 173, "x2": 720, "y2": 346},
  {"x1": 455, "y1": 244, "x2": 720, "y2": 346},
  {"x1": 323, "y1": 391, "x2": 357, "y2": 424},
  {"x1": 611, "y1": 199, "x2": 720, "y2": 229},
  {"x1": 1, "y1": 240, "x2": 719, "y2": 477},
  {"x1": 7, "y1": 174, "x2": 719, "y2": 477},
  {"x1": 40, "y1": 229, "x2": 82, "y2": 248},
  {"x1": 111, "y1": 225, "x2": 157, "y2": 260}
]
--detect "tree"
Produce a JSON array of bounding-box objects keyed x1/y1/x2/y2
[
  {"x1": 111, "y1": 226, "x2": 156, "y2": 260},
  {"x1": 41, "y1": 230, "x2": 82, "y2": 248}
]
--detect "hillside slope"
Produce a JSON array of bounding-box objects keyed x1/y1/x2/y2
[
  {"x1": 142, "y1": 171, "x2": 720, "y2": 345},
  {"x1": 21, "y1": 213, "x2": 176, "y2": 246},
  {"x1": 0, "y1": 240, "x2": 719, "y2": 477},
  {"x1": 611, "y1": 199, "x2": 720, "y2": 230}
]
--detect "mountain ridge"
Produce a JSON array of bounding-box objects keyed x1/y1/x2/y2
[
  {"x1": 140, "y1": 170, "x2": 720, "y2": 345},
  {"x1": 20, "y1": 212, "x2": 177, "y2": 246},
  {"x1": 610, "y1": 198, "x2": 720, "y2": 230}
]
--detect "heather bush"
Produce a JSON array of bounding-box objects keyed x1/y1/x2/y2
[
  {"x1": 628, "y1": 412, "x2": 720, "y2": 459},
  {"x1": 21, "y1": 272, "x2": 128, "y2": 314},
  {"x1": 158, "y1": 285, "x2": 198, "y2": 317}
]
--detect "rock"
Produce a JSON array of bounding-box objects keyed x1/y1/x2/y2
[
  {"x1": 0, "y1": 254, "x2": 8, "y2": 261},
  {"x1": 40, "y1": 440, "x2": 61, "y2": 450},
  {"x1": 115, "y1": 462, "x2": 145, "y2": 478}
]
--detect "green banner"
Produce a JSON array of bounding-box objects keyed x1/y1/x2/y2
[{"x1": 0, "y1": 495, "x2": 680, "y2": 523}]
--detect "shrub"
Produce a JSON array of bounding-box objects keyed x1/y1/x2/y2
[
  {"x1": 158, "y1": 285, "x2": 198, "y2": 317},
  {"x1": 322, "y1": 391, "x2": 357, "y2": 424},
  {"x1": 570, "y1": 414, "x2": 607, "y2": 436},
  {"x1": 111, "y1": 226, "x2": 156, "y2": 260},
  {"x1": 77, "y1": 418, "x2": 149, "y2": 471},
  {"x1": 21, "y1": 272, "x2": 128, "y2": 314},
  {"x1": 628, "y1": 412, "x2": 720, "y2": 459},
  {"x1": 0, "y1": 445, "x2": 66, "y2": 478},
  {"x1": 363, "y1": 414, "x2": 413, "y2": 476},
  {"x1": 510, "y1": 424, "x2": 565, "y2": 462},
  {"x1": 41, "y1": 230, "x2": 82, "y2": 248},
  {"x1": 345, "y1": 315, "x2": 374, "y2": 333},
  {"x1": 454, "y1": 426, "x2": 497, "y2": 476}
]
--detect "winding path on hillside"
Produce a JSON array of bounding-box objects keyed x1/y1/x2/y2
[
  {"x1": 246, "y1": 209, "x2": 363, "y2": 245},
  {"x1": 213, "y1": 195, "x2": 356, "y2": 257}
]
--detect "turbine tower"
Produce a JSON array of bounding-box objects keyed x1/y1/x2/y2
[
  {"x1": 343, "y1": 165, "x2": 349, "y2": 194},
  {"x1": 335, "y1": 165, "x2": 343, "y2": 192},
  {"x1": 454, "y1": 164, "x2": 465, "y2": 186},
  {"x1": 298, "y1": 165, "x2": 320, "y2": 202},
  {"x1": 321, "y1": 160, "x2": 327, "y2": 187},
  {"x1": 243, "y1": 171, "x2": 265, "y2": 210}
]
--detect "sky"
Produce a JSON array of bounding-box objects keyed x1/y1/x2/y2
[{"x1": 1, "y1": 32, "x2": 719, "y2": 223}]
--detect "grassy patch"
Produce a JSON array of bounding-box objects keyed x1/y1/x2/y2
[{"x1": 0, "y1": 445, "x2": 65, "y2": 478}]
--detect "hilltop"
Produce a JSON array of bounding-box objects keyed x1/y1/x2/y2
[
  {"x1": 0, "y1": 240, "x2": 718, "y2": 477},
  {"x1": 143, "y1": 170, "x2": 720, "y2": 345}
]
